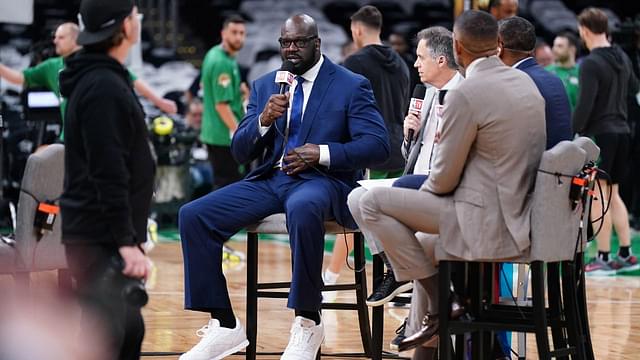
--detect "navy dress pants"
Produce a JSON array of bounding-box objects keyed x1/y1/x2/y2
[{"x1": 179, "y1": 171, "x2": 339, "y2": 312}]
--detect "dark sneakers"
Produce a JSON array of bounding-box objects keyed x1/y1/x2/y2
[
  {"x1": 366, "y1": 270, "x2": 412, "y2": 307},
  {"x1": 390, "y1": 318, "x2": 407, "y2": 351}
]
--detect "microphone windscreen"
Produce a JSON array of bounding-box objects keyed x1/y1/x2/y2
[
  {"x1": 412, "y1": 84, "x2": 426, "y2": 99},
  {"x1": 281, "y1": 60, "x2": 295, "y2": 73}
]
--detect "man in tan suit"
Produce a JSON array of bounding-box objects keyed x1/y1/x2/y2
[{"x1": 350, "y1": 10, "x2": 546, "y2": 352}]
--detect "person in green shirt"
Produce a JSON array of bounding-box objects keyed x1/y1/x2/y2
[
  {"x1": 546, "y1": 31, "x2": 580, "y2": 112},
  {"x1": 200, "y1": 15, "x2": 246, "y2": 189},
  {"x1": 0, "y1": 22, "x2": 177, "y2": 138}
]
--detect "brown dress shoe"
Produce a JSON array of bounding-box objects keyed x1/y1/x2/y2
[
  {"x1": 398, "y1": 313, "x2": 439, "y2": 352},
  {"x1": 412, "y1": 345, "x2": 437, "y2": 360}
]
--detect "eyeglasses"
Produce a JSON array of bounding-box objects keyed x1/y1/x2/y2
[{"x1": 278, "y1": 36, "x2": 317, "y2": 48}]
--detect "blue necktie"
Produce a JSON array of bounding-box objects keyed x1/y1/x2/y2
[{"x1": 285, "y1": 76, "x2": 304, "y2": 156}]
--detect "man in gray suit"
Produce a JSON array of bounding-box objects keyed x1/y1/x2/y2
[
  {"x1": 349, "y1": 10, "x2": 546, "y2": 352},
  {"x1": 348, "y1": 26, "x2": 462, "y2": 352}
]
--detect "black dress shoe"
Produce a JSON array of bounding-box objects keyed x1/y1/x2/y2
[{"x1": 398, "y1": 313, "x2": 439, "y2": 352}]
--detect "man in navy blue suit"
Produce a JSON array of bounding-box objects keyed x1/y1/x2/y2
[
  {"x1": 178, "y1": 14, "x2": 390, "y2": 360},
  {"x1": 498, "y1": 16, "x2": 572, "y2": 149}
]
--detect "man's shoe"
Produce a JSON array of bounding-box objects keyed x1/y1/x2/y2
[
  {"x1": 585, "y1": 256, "x2": 621, "y2": 275},
  {"x1": 281, "y1": 316, "x2": 324, "y2": 360},
  {"x1": 616, "y1": 254, "x2": 640, "y2": 273},
  {"x1": 398, "y1": 314, "x2": 439, "y2": 352},
  {"x1": 390, "y1": 318, "x2": 408, "y2": 351},
  {"x1": 366, "y1": 271, "x2": 412, "y2": 307},
  {"x1": 179, "y1": 318, "x2": 249, "y2": 360}
]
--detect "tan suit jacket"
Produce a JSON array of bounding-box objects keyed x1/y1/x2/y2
[{"x1": 421, "y1": 56, "x2": 546, "y2": 260}]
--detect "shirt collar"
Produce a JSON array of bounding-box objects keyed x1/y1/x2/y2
[
  {"x1": 298, "y1": 55, "x2": 324, "y2": 83},
  {"x1": 512, "y1": 56, "x2": 533, "y2": 69},
  {"x1": 441, "y1": 71, "x2": 463, "y2": 91}
]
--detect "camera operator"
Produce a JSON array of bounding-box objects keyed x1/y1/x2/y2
[{"x1": 58, "y1": 0, "x2": 154, "y2": 359}]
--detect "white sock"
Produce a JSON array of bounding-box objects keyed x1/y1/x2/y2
[{"x1": 323, "y1": 269, "x2": 339, "y2": 284}]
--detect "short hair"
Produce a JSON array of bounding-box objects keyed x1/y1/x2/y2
[
  {"x1": 417, "y1": 26, "x2": 457, "y2": 70},
  {"x1": 83, "y1": 24, "x2": 126, "y2": 53},
  {"x1": 498, "y1": 16, "x2": 536, "y2": 52},
  {"x1": 454, "y1": 10, "x2": 499, "y2": 53},
  {"x1": 488, "y1": 0, "x2": 502, "y2": 10},
  {"x1": 578, "y1": 7, "x2": 608, "y2": 35},
  {"x1": 534, "y1": 38, "x2": 549, "y2": 51},
  {"x1": 556, "y1": 31, "x2": 579, "y2": 49},
  {"x1": 223, "y1": 14, "x2": 245, "y2": 29},
  {"x1": 350, "y1": 5, "x2": 382, "y2": 31}
]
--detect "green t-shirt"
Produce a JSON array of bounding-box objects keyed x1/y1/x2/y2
[
  {"x1": 546, "y1": 64, "x2": 580, "y2": 113},
  {"x1": 23, "y1": 56, "x2": 66, "y2": 120},
  {"x1": 22, "y1": 55, "x2": 138, "y2": 140},
  {"x1": 200, "y1": 44, "x2": 244, "y2": 146}
]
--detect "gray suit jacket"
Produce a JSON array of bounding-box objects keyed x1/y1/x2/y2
[
  {"x1": 421, "y1": 56, "x2": 546, "y2": 260},
  {"x1": 402, "y1": 87, "x2": 436, "y2": 175}
]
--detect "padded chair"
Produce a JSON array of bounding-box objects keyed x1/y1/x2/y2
[
  {"x1": 245, "y1": 213, "x2": 388, "y2": 360},
  {"x1": 0, "y1": 240, "x2": 17, "y2": 274},
  {"x1": 10, "y1": 144, "x2": 69, "y2": 288},
  {"x1": 435, "y1": 138, "x2": 598, "y2": 359}
]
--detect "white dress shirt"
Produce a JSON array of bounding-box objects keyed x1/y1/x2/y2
[
  {"x1": 259, "y1": 56, "x2": 331, "y2": 167},
  {"x1": 413, "y1": 72, "x2": 464, "y2": 174}
]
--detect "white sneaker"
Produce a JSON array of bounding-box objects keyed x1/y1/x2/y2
[
  {"x1": 179, "y1": 318, "x2": 249, "y2": 360},
  {"x1": 281, "y1": 316, "x2": 324, "y2": 360}
]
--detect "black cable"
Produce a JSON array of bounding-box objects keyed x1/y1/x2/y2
[
  {"x1": 500, "y1": 265, "x2": 526, "y2": 319},
  {"x1": 19, "y1": 187, "x2": 40, "y2": 203}
]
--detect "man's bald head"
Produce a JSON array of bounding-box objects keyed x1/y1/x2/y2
[
  {"x1": 54, "y1": 22, "x2": 81, "y2": 57},
  {"x1": 279, "y1": 14, "x2": 321, "y2": 75},
  {"x1": 453, "y1": 10, "x2": 499, "y2": 68},
  {"x1": 281, "y1": 14, "x2": 319, "y2": 39}
]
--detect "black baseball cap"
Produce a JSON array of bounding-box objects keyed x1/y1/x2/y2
[{"x1": 77, "y1": 0, "x2": 135, "y2": 46}]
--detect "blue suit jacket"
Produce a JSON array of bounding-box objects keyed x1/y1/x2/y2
[
  {"x1": 517, "y1": 58, "x2": 573, "y2": 149},
  {"x1": 231, "y1": 56, "x2": 390, "y2": 227}
]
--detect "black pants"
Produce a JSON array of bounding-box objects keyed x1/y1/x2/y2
[
  {"x1": 207, "y1": 144, "x2": 243, "y2": 190},
  {"x1": 65, "y1": 244, "x2": 145, "y2": 360}
]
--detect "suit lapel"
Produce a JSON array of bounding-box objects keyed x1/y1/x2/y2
[{"x1": 298, "y1": 57, "x2": 335, "y2": 145}]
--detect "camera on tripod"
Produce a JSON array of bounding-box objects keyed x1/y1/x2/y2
[{"x1": 96, "y1": 256, "x2": 149, "y2": 308}]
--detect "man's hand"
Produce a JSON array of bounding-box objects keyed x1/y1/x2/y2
[
  {"x1": 118, "y1": 245, "x2": 152, "y2": 280},
  {"x1": 157, "y1": 98, "x2": 178, "y2": 115},
  {"x1": 403, "y1": 111, "x2": 421, "y2": 141},
  {"x1": 282, "y1": 143, "x2": 320, "y2": 175},
  {"x1": 260, "y1": 93, "x2": 289, "y2": 127}
]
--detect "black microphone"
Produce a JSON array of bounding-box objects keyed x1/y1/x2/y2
[
  {"x1": 407, "y1": 84, "x2": 427, "y2": 152},
  {"x1": 275, "y1": 60, "x2": 295, "y2": 94}
]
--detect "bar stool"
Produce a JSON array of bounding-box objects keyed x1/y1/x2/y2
[
  {"x1": 245, "y1": 213, "x2": 384, "y2": 359},
  {"x1": 436, "y1": 138, "x2": 598, "y2": 359}
]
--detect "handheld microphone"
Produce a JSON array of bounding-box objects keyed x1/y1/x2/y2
[
  {"x1": 407, "y1": 84, "x2": 427, "y2": 152},
  {"x1": 275, "y1": 60, "x2": 295, "y2": 94}
]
